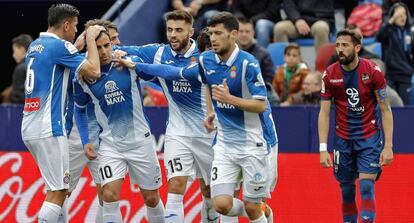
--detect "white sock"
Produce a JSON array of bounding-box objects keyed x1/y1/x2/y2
[
  {"x1": 103, "y1": 201, "x2": 122, "y2": 223},
  {"x1": 164, "y1": 193, "x2": 184, "y2": 223},
  {"x1": 251, "y1": 213, "x2": 267, "y2": 223},
  {"x1": 95, "y1": 204, "x2": 103, "y2": 223},
  {"x1": 38, "y1": 201, "x2": 61, "y2": 223},
  {"x1": 147, "y1": 200, "x2": 165, "y2": 223},
  {"x1": 220, "y1": 215, "x2": 239, "y2": 223},
  {"x1": 201, "y1": 197, "x2": 219, "y2": 223},
  {"x1": 56, "y1": 198, "x2": 68, "y2": 223},
  {"x1": 227, "y1": 198, "x2": 247, "y2": 217}
]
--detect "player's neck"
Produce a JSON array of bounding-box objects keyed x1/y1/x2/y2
[
  {"x1": 175, "y1": 40, "x2": 192, "y2": 55},
  {"x1": 341, "y1": 57, "x2": 359, "y2": 72},
  {"x1": 47, "y1": 27, "x2": 65, "y2": 40},
  {"x1": 218, "y1": 43, "x2": 236, "y2": 63}
]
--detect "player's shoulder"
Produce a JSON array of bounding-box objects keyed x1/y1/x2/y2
[
  {"x1": 359, "y1": 58, "x2": 381, "y2": 73},
  {"x1": 199, "y1": 49, "x2": 216, "y2": 62},
  {"x1": 126, "y1": 55, "x2": 144, "y2": 63},
  {"x1": 323, "y1": 61, "x2": 341, "y2": 79}
]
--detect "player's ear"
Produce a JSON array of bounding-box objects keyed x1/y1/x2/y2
[
  {"x1": 230, "y1": 29, "x2": 238, "y2": 41},
  {"x1": 355, "y1": 43, "x2": 362, "y2": 53},
  {"x1": 63, "y1": 20, "x2": 70, "y2": 32},
  {"x1": 189, "y1": 27, "x2": 195, "y2": 38}
]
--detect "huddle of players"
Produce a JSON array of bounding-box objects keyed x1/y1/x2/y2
[{"x1": 23, "y1": 3, "x2": 278, "y2": 223}]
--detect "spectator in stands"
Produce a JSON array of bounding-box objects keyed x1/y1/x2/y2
[
  {"x1": 273, "y1": 0, "x2": 335, "y2": 51},
  {"x1": 238, "y1": 17, "x2": 275, "y2": 84},
  {"x1": 327, "y1": 24, "x2": 379, "y2": 66},
  {"x1": 272, "y1": 44, "x2": 310, "y2": 102},
  {"x1": 371, "y1": 58, "x2": 404, "y2": 107},
  {"x1": 196, "y1": 27, "x2": 211, "y2": 52},
  {"x1": 231, "y1": 0, "x2": 282, "y2": 47},
  {"x1": 281, "y1": 72, "x2": 321, "y2": 106},
  {"x1": 171, "y1": 0, "x2": 228, "y2": 35},
  {"x1": 143, "y1": 86, "x2": 168, "y2": 107},
  {"x1": 1, "y1": 34, "x2": 33, "y2": 104},
  {"x1": 376, "y1": 2, "x2": 414, "y2": 105},
  {"x1": 383, "y1": 0, "x2": 414, "y2": 24}
]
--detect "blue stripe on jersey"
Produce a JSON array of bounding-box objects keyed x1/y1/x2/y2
[{"x1": 343, "y1": 69, "x2": 364, "y2": 137}]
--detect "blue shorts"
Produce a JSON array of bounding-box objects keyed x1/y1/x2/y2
[{"x1": 333, "y1": 131, "x2": 383, "y2": 183}]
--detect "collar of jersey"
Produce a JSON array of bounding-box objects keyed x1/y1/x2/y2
[
  {"x1": 39, "y1": 32, "x2": 61, "y2": 40},
  {"x1": 215, "y1": 44, "x2": 239, "y2": 67},
  {"x1": 170, "y1": 38, "x2": 196, "y2": 58}
]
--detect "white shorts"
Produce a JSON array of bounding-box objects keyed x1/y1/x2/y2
[
  {"x1": 24, "y1": 136, "x2": 70, "y2": 191},
  {"x1": 68, "y1": 130, "x2": 100, "y2": 192},
  {"x1": 164, "y1": 135, "x2": 214, "y2": 184},
  {"x1": 267, "y1": 144, "x2": 278, "y2": 195},
  {"x1": 210, "y1": 149, "x2": 269, "y2": 199},
  {"x1": 98, "y1": 138, "x2": 162, "y2": 190}
]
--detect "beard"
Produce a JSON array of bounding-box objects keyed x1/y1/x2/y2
[
  {"x1": 338, "y1": 51, "x2": 356, "y2": 65},
  {"x1": 168, "y1": 36, "x2": 189, "y2": 52}
]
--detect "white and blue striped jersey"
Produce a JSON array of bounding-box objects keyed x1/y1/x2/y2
[
  {"x1": 73, "y1": 56, "x2": 152, "y2": 152},
  {"x1": 120, "y1": 40, "x2": 212, "y2": 138},
  {"x1": 198, "y1": 45, "x2": 278, "y2": 155},
  {"x1": 22, "y1": 32, "x2": 86, "y2": 140}
]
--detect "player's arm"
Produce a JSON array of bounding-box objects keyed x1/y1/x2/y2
[
  {"x1": 204, "y1": 85, "x2": 216, "y2": 133},
  {"x1": 214, "y1": 60, "x2": 267, "y2": 113},
  {"x1": 212, "y1": 79, "x2": 266, "y2": 113},
  {"x1": 319, "y1": 71, "x2": 333, "y2": 167},
  {"x1": 78, "y1": 25, "x2": 107, "y2": 79},
  {"x1": 377, "y1": 88, "x2": 394, "y2": 166}
]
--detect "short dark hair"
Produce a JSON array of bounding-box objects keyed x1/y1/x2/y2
[
  {"x1": 85, "y1": 19, "x2": 118, "y2": 33},
  {"x1": 207, "y1": 12, "x2": 239, "y2": 32},
  {"x1": 237, "y1": 17, "x2": 253, "y2": 25},
  {"x1": 48, "y1": 4, "x2": 80, "y2": 28},
  {"x1": 284, "y1": 44, "x2": 300, "y2": 55},
  {"x1": 197, "y1": 28, "x2": 211, "y2": 52},
  {"x1": 165, "y1": 10, "x2": 193, "y2": 25},
  {"x1": 12, "y1": 34, "x2": 33, "y2": 50},
  {"x1": 103, "y1": 21, "x2": 118, "y2": 32},
  {"x1": 336, "y1": 28, "x2": 362, "y2": 45}
]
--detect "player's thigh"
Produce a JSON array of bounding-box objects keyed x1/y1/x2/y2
[
  {"x1": 68, "y1": 142, "x2": 89, "y2": 192},
  {"x1": 98, "y1": 148, "x2": 127, "y2": 187},
  {"x1": 240, "y1": 154, "x2": 269, "y2": 199},
  {"x1": 164, "y1": 136, "x2": 196, "y2": 181},
  {"x1": 192, "y1": 137, "x2": 214, "y2": 185},
  {"x1": 87, "y1": 156, "x2": 101, "y2": 185},
  {"x1": 333, "y1": 136, "x2": 358, "y2": 183},
  {"x1": 25, "y1": 136, "x2": 70, "y2": 191},
  {"x1": 210, "y1": 149, "x2": 240, "y2": 189},
  {"x1": 355, "y1": 132, "x2": 383, "y2": 177},
  {"x1": 126, "y1": 139, "x2": 162, "y2": 190}
]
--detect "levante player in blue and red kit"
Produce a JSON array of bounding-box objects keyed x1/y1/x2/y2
[{"x1": 318, "y1": 29, "x2": 394, "y2": 223}]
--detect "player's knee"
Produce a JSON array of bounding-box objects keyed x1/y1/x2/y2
[
  {"x1": 359, "y1": 179, "x2": 375, "y2": 199},
  {"x1": 243, "y1": 201, "x2": 261, "y2": 216},
  {"x1": 212, "y1": 196, "x2": 232, "y2": 215},
  {"x1": 102, "y1": 187, "x2": 119, "y2": 202},
  {"x1": 142, "y1": 192, "x2": 160, "y2": 207},
  {"x1": 199, "y1": 184, "x2": 210, "y2": 198},
  {"x1": 340, "y1": 182, "x2": 356, "y2": 202},
  {"x1": 167, "y1": 177, "x2": 186, "y2": 194}
]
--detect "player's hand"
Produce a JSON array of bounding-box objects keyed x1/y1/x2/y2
[
  {"x1": 389, "y1": 7, "x2": 405, "y2": 25},
  {"x1": 188, "y1": 1, "x2": 202, "y2": 16},
  {"x1": 74, "y1": 31, "x2": 86, "y2": 51},
  {"x1": 295, "y1": 19, "x2": 311, "y2": 36},
  {"x1": 85, "y1": 25, "x2": 106, "y2": 40},
  {"x1": 320, "y1": 151, "x2": 333, "y2": 168},
  {"x1": 380, "y1": 146, "x2": 393, "y2": 166},
  {"x1": 112, "y1": 58, "x2": 137, "y2": 69},
  {"x1": 204, "y1": 113, "x2": 216, "y2": 133},
  {"x1": 212, "y1": 79, "x2": 232, "y2": 104},
  {"x1": 84, "y1": 143, "x2": 97, "y2": 160}
]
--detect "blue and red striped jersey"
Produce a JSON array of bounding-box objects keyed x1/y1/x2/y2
[{"x1": 321, "y1": 58, "x2": 387, "y2": 140}]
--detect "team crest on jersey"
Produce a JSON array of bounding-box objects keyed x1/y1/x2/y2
[
  {"x1": 63, "y1": 171, "x2": 71, "y2": 184},
  {"x1": 253, "y1": 173, "x2": 263, "y2": 182},
  {"x1": 362, "y1": 73, "x2": 370, "y2": 83},
  {"x1": 105, "y1": 81, "x2": 119, "y2": 93},
  {"x1": 229, "y1": 66, "x2": 237, "y2": 78},
  {"x1": 190, "y1": 56, "x2": 197, "y2": 65}
]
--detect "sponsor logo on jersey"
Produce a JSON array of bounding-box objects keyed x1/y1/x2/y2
[
  {"x1": 206, "y1": 70, "x2": 216, "y2": 75},
  {"x1": 216, "y1": 101, "x2": 235, "y2": 109},
  {"x1": 104, "y1": 81, "x2": 125, "y2": 105},
  {"x1": 64, "y1": 41, "x2": 78, "y2": 54},
  {"x1": 255, "y1": 73, "x2": 265, "y2": 86},
  {"x1": 330, "y1": 79, "x2": 343, "y2": 83},
  {"x1": 346, "y1": 88, "x2": 365, "y2": 113},
  {"x1": 24, "y1": 97, "x2": 40, "y2": 112},
  {"x1": 229, "y1": 66, "x2": 237, "y2": 78},
  {"x1": 28, "y1": 44, "x2": 44, "y2": 54},
  {"x1": 172, "y1": 80, "x2": 192, "y2": 93}
]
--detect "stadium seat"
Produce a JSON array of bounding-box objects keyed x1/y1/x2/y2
[
  {"x1": 371, "y1": 42, "x2": 381, "y2": 58},
  {"x1": 315, "y1": 43, "x2": 336, "y2": 72},
  {"x1": 267, "y1": 42, "x2": 289, "y2": 67},
  {"x1": 362, "y1": 37, "x2": 376, "y2": 45}
]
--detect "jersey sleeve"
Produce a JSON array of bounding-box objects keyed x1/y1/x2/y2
[
  {"x1": 321, "y1": 70, "x2": 332, "y2": 100},
  {"x1": 245, "y1": 59, "x2": 267, "y2": 100},
  {"x1": 371, "y1": 64, "x2": 387, "y2": 101},
  {"x1": 72, "y1": 79, "x2": 90, "y2": 108},
  {"x1": 129, "y1": 55, "x2": 156, "y2": 81},
  {"x1": 55, "y1": 41, "x2": 86, "y2": 75},
  {"x1": 181, "y1": 63, "x2": 202, "y2": 82}
]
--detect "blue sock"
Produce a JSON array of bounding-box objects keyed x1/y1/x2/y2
[
  {"x1": 340, "y1": 183, "x2": 358, "y2": 223},
  {"x1": 360, "y1": 179, "x2": 376, "y2": 223}
]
